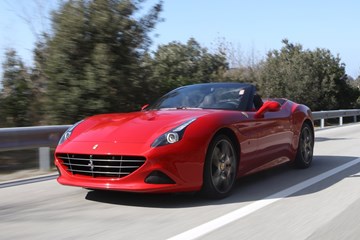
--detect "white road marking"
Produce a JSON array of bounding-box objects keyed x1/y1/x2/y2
[{"x1": 168, "y1": 157, "x2": 360, "y2": 240}]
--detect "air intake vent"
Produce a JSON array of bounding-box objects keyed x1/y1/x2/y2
[{"x1": 57, "y1": 153, "x2": 146, "y2": 178}]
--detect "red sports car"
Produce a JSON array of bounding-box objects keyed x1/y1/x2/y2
[{"x1": 55, "y1": 82, "x2": 314, "y2": 198}]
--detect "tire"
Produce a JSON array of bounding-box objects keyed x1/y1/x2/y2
[
  {"x1": 202, "y1": 134, "x2": 238, "y2": 199},
  {"x1": 294, "y1": 123, "x2": 314, "y2": 168}
]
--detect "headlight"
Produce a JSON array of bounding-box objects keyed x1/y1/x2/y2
[
  {"x1": 151, "y1": 118, "x2": 197, "y2": 147},
  {"x1": 58, "y1": 120, "x2": 84, "y2": 145}
]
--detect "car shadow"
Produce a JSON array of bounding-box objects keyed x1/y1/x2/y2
[
  {"x1": 85, "y1": 155, "x2": 360, "y2": 208},
  {"x1": 315, "y1": 137, "x2": 350, "y2": 142}
]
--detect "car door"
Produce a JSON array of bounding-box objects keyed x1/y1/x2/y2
[
  {"x1": 257, "y1": 101, "x2": 294, "y2": 170},
  {"x1": 240, "y1": 102, "x2": 293, "y2": 175}
]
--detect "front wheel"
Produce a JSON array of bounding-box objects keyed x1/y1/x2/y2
[
  {"x1": 202, "y1": 134, "x2": 238, "y2": 199},
  {"x1": 294, "y1": 123, "x2": 314, "y2": 168}
]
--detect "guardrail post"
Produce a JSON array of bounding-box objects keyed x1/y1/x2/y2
[
  {"x1": 39, "y1": 147, "x2": 50, "y2": 170},
  {"x1": 355, "y1": 116, "x2": 358, "y2": 123},
  {"x1": 321, "y1": 119, "x2": 325, "y2": 128},
  {"x1": 339, "y1": 117, "x2": 343, "y2": 126}
]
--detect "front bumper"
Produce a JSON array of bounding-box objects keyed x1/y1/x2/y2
[{"x1": 55, "y1": 140, "x2": 205, "y2": 193}]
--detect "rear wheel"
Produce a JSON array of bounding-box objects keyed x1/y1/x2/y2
[
  {"x1": 202, "y1": 134, "x2": 238, "y2": 199},
  {"x1": 294, "y1": 123, "x2": 314, "y2": 168}
]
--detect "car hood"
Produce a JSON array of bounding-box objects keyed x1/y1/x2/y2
[{"x1": 69, "y1": 110, "x2": 213, "y2": 144}]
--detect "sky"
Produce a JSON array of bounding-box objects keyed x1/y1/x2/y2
[{"x1": 0, "y1": 0, "x2": 360, "y2": 78}]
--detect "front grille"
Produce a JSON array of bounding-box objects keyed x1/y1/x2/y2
[{"x1": 57, "y1": 153, "x2": 146, "y2": 178}]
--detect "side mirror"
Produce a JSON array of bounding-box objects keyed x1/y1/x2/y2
[{"x1": 255, "y1": 101, "x2": 281, "y2": 118}]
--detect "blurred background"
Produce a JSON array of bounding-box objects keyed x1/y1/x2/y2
[{"x1": 0, "y1": 0, "x2": 360, "y2": 127}]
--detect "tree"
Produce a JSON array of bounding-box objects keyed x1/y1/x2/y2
[
  {"x1": 147, "y1": 38, "x2": 228, "y2": 98},
  {"x1": 259, "y1": 39, "x2": 358, "y2": 110},
  {"x1": 27, "y1": 37, "x2": 51, "y2": 125},
  {"x1": 212, "y1": 37, "x2": 262, "y2": 85},
  {"x1": 0, "y1": 49, "x2": 33, "y2": 127},
  {"x1": 43, "y1": 0, "x2": 163, "y2": 124},
  {"x1": 349, "y1": 75, "x2": 360, "y2": 107}
]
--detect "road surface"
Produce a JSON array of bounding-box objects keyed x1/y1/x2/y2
[{"x1": 1, "y1": 124, "x2": 360, "y2": 240}]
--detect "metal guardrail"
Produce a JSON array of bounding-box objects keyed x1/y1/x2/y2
[
  {"x1": 312, "y1": 109, "x2": 360, "y2": 128},
  {"x1": 0, "y1": 125, "x2": 70, "y2": 170},
  {"x1": 0, "y1": 109, "x2": 360, "y2": 171},
  {"x1": 0, "y1": 125, "x2": 71, "y2": 151}
]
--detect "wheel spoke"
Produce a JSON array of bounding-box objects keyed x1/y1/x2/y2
[
  {"x1": 212, "y1": 169, "x2": 222, "y2": 187},
  {"x1": 222, "y1": 142, "x2": 232, "y2": 160},
  {"x1": 223, "y1": 174, "x2": 232, "y2": 189},
  {"x1": 211, "y1": 147, "x2": 221, "y2": 167}
]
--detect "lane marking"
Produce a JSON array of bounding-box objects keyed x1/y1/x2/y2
[{"x1": 168, "y1": 157, "x2": 360, "y2": 240}]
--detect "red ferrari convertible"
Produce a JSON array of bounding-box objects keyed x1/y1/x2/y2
[{"x1": 55, "y1": 82, "x2": 314, "y2": 198}]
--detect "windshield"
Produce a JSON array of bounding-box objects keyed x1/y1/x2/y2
[{"x1": 147, "y1": 83, "x2": 253, "y2": 111}]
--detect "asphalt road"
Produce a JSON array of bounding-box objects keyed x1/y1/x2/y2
[{"x1": 1, "y1": 123, "x2": 360, "y2": 240}]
